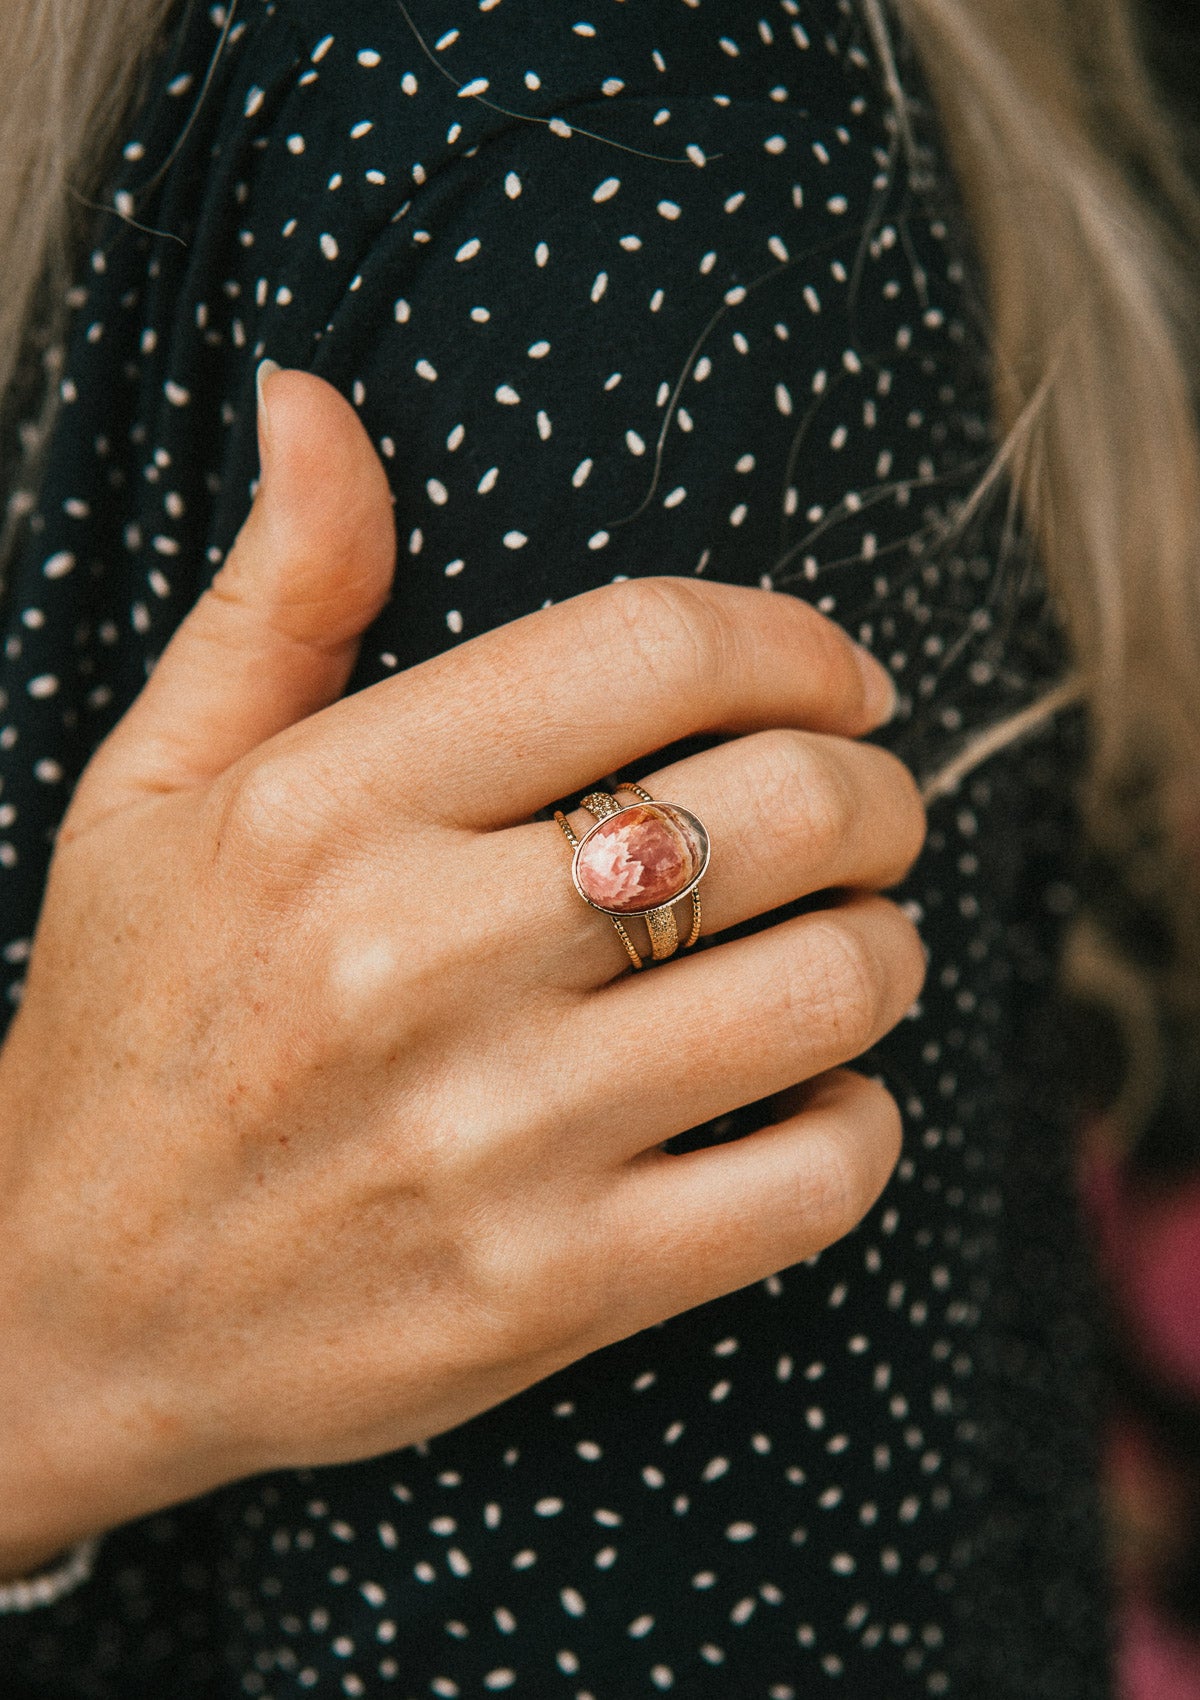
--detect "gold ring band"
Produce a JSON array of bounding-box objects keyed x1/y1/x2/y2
[{"x1": 554, "y1": 780, "x2": 708, "y2": 969}]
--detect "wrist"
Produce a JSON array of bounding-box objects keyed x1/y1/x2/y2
[
  {"x1": 0, "y1": 1261, "x2": 199, "y2": 1577},
  {"x1": 0, "y1": 1049, "x2": 215, "y2": 1571},
  {"x1": 0, "y1": 1375, "x2": 118, "y2": 1579},
  {"x1": 0, "y1": 1328, "x2": 220, "y2": 1575},
  {"x1": 0, "y1": 1288, "x2": 242, "y2": 1576}
]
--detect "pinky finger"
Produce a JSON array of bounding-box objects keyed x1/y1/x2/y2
[{"x1": 610, "y1": 1071, "x2": 902, "y2": 1327}]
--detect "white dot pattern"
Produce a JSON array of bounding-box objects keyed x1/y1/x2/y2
[{"x1": 0, "y1": 0, "x2": 1106, "y2": 1695}]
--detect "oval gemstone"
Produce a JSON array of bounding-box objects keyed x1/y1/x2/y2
[{"x1": 574, "y1": 803, "x2": 708, "y2": 914}]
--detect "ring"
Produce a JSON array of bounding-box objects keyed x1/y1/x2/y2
[{"x1": 554, "y1": 781, "x2": 709, "y2": 969}]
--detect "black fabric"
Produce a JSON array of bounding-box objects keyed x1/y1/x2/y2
[{"x1": 0, "y1": 1, "x2": 1108, "y2": 1693}]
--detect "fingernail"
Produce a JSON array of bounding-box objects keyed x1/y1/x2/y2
[
  {"x1": 255, "y1": 358, "x2": 281, "y2": 454},
  {"x1": 855, "y1": 645, "x2": 897, "y2": 724}
]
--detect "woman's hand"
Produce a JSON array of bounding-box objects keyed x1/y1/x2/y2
[{"x1": 0, "y1": 369, "x2": 925, "y2": 1576}]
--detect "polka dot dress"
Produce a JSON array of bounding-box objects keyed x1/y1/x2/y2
[{"x1": 0, "y1": 1, "x2": 1108, "y2": 1695}]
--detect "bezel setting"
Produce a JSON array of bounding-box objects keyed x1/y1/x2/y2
[{"x1": 570, "y1": 801, "x2": 711, "y2": 917}]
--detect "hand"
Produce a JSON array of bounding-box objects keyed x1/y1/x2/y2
[{"x1": 0, "y1": 368, "x2": 925, "y2": 1576}]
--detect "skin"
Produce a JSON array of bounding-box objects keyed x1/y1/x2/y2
[{"x1": 0, "y1": 369, "x2": 926, "y2": 1579}]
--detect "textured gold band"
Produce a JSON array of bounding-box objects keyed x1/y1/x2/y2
[
  {"x1": 643, "y1": 902, "x2": 680, "y2": 961},
  {"x1": 577, "y1": 790, "x2": 628, "y2": 818},
  {"x1": 556, "y1": 779, "x2": 705, "y2": 969}
]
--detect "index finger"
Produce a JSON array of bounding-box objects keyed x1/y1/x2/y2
[{"x1": 311, "y1": 577, "x2": 896, "y2": 827}]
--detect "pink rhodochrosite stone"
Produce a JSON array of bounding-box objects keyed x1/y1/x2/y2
[{"x1": 574, "y1": 804, "x2": 708, "y2": 914}]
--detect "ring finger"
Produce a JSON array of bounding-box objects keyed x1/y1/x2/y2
[{"x1": 495, "y1": 727, "x2": 925, "y2": 987}]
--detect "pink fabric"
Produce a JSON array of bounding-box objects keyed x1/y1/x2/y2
[
  {"x1": 1119, "y1": 1597, "x2": 1200, "y2": 1700},
  {"x1": 1079, "y1": 1132, "x2": 1200, "y2": 1698},
  {"x1": 1083, "y1": 1147, "x2": 1200, "y2": 1397}
]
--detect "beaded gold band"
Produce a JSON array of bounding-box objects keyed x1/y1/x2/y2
[{"x1": 554, "y1": 780, "x2": 708, "y2": 970}]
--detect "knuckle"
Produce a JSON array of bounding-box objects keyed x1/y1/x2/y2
[
  {"x1": 864, "y1": 901, "x2": 928, "y2": 1026},
  {"x1": 794, "y1": 739, "x2": 858, "y2": 869},
  {"x1": 741, "y1": 731, "x2": 854, "y2": 876},
  {"x1": 866, "y1": 902, "x2": 927, "y2": 1028},
  {"x1": 793, "y1": 603, "x2": 864, "y2": 719},
  {"x1": 603, "y1": 576, "x2": 733, "y2": 698},
  {"x1": 807, "y1": 1080, "x2": 903, "y2": 1237},
  {"x1": 462, "y1": 1218, "x2": 604, "y2": 1366},
  {"x1": 791, "y1": 917, "x2": 885, "y2": 1054},
  {"x1": 221, "y1": 754, "x2": 308, "y2": 849},
  {"x1": 876, "y1": 749, "x2": 928, "y2": 873},
  {"x1": 780, "y1": 899, "x2": 926, "y2": 1061},
  {"x1": 307, "y1": 926, "x2": 418, "y2": 1057},
  {"x1": 801, "y1": 1130, "x2": 868, "y2": 1243},
  {"x1": 207, "y1": 753, "x2": 332, "y2": 898}
]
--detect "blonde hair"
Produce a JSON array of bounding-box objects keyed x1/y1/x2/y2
[
  {"x1": 0, "y1": 0, "x2": 177, "y2": 566},
  {"x1": 883, "y1": 0, "x2": 1200, "y2": 1126},
  {"x1": 2, "y1": 0, "x2": 1200, "y2": 1117}
]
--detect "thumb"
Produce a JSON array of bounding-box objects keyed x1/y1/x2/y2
[{"x1": 82, "y1": 363, "x2": 396, "y2": 809}]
